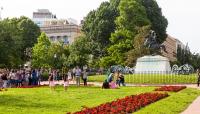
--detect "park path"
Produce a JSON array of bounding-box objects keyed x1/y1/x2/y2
[
  {"x1": 41, "y1": 81, "x2": 200, "y2": 89},
  {"x1": 181, "y1": 96, "x2": 200, "y2": 114}
]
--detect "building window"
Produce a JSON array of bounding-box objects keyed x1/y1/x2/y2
[
  {"x1": 63, "y1": 36, "x2": 69, "y2": 44},
  {"x1": 50, "y1": 36, "x2": 55, "y2": 41},
  {"x1": 57, "y1": 36, "x2": 61, "y2": 41}
]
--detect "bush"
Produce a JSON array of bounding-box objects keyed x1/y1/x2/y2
[{"x1": 41, "y1": 71, "x2": 49, "y2": 81}]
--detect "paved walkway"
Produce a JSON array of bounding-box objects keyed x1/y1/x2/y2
[
  {"x1": 181, "y1": 96, "x2": 200, "y2": 114},
  {"x1": 41, "y1": 81, "x2": 200, "y2": 89}
]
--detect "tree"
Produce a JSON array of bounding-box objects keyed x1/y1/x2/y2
[
  {"x1": 0, "y1": 21, "x2": 18, "y2": 67},
  {"x1": 0, "y1": 17, "x2": 40, "y2": 68},
  {"x1": 82, "y1": 0, "x2": 120, "y2": 58},
  {"x1": 125, "y1": 26, "x2": 150, "y2": 66},
  {"x1": 101, "y1": 0, "x2": 151, "y2": 66},
  {"x1": 141, "y1": 0, "x2": 168, "y2": 43},
  {"x1": 176, "y1": 43, "x2": 191, "y2": 65},
  {"x1": 32, "y1": 32, "x2": 52, "y2": 68},
  {"x1": 48, "y1": 42, "x2": 69, "y2": 69},
  {"x1": 67, "y1": 35, "x2": 92, "y2": 67},
  {"x1": 116, "y1": 0, "x2": 150, "y2": 31},
  {"x1": 17, "y1": 16, "x2": 41, "y2": 61}
]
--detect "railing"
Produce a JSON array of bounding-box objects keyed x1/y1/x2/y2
[{"x1": 88, "y1": 71, "x2": 198, "y2": 84}]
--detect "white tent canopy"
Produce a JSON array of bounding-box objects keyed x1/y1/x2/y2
[{"x1": 135, "y1": 55, "x2": 171, "y2": 74}]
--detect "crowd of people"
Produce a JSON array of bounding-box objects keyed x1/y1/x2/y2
[
  {"x1": 48, "y1": 66, "x2": 89, "y2": 91},
  {"x1": 102, "y1": 70, "x2": 126, "y2": 89},
  {"x1": 0, "y1": 66, "x2": 89, "y2": 91},
  {"x1": 0, "y1": 69, "x2": 42, "y2": 89},
  {"x1": 0, "y1": 65, "x2": 127, "y2": 91}
]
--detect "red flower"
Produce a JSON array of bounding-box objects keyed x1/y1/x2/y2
[
  {"x1": 155, "y1": 86, "x2": 186, "y2": 92},
  {"x1": 69, "y1": 92, "x2": 168, "y2": 114}
]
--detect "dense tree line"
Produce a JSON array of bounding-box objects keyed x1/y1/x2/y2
[
  {"x1": 0, "y1": 17, "x2": 40, "y2": 68},
  {"x1": 0, "y1": 0, "x2": 169, "y2": 69},
  {"x1": 176, "y1": 44, "x2": 200, "y2": 69},
  {"x1": 80, "y1": 0, "x2": 168, "y2": 67}
]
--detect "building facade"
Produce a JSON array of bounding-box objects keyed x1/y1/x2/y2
[
  {"x1": 32, "y1": 9, "x2": 80, "y2": 44},
  {"x1": 161, "y1": 35, "x2": 185, "y2": 62}
]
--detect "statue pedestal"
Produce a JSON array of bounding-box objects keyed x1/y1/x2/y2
[{"x1": 135, "y1": 55, "x2": 171, "y2": 74}]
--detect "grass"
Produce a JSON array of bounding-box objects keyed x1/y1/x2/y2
[
  {"x1": 88, "y1": 74, "x2": 198, "y2": 84},
  {"x1": 0, "y1": 86, "x2": 199, "y2": 114},
  {"x1": 0, "y1": 86, "x2": 154, "y2": 114},
  {"x1": 135, "y1": 88, "x2": 200, "y2": 114}
]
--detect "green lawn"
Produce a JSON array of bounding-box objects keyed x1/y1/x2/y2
[
  {"x1": 0, "y1": 86, "x2": 154, "y2": 114},
  {"x1": 88, "y1": 74, "x2": 198, "y2": 84},
  {"x1": 134, "y1": 88, "x2": 200, "y2": 114},
  {"x1": 0, "y1": 86, "x2": 199, "y2": 114}
]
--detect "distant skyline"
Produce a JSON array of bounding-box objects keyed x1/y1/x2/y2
[{"x1": 0, "y1": 0, "x2": 199, "y2": 53}]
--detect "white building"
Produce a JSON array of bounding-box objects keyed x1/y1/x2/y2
[{"x1": 32, "y1": 9, "x2": 81, "y2": 44}]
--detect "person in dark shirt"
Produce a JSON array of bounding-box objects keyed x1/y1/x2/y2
[
  {"x1": 63, "y1": 73, "x2": 69, "y2": 91},
  {"x1": 2, "y1": 73, "x2": 8, "y2": 88},
  {"x1": 197, "y1": 69, "x2": 200, "y2": 87},
  {"x1": 118, "y1": 73, "x2": 126, "y2": 86}
]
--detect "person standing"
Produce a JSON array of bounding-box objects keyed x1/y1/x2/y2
[
  {"x1": 197, "y1": 69, "x2": 200, "y2": 87},
  {"x1": 72, "y1": 68, "x2": 76, "y2": 80},
  {"x1": 118, "y1": 73, "x2": 126, "y2": 86},
  {"x1": 75, "y1": 67, "x2": 81, "y2": 86},
  {"x1": 1, "y1": 73, "x2": 8, "y2": 89},
  {"x1": 37, "y1": 69, "x2": 42, "y2": 86},
  {"x1": 67, "y1": 69, "x2": 72, "y2": 81},
  {"x1": 28, "y1": 71, "x2": 32, "y2": 86},
  {"x1": 63, "y1": 73, "x2": 69, "y2": 91},
  {"x1": 32, "y1": 70, "x2": 37, "y2": 85},
  {"x1": 82, "y1": 69, "x2": 88, "y2": 86},
  {"x1": 48, "y1": 72, "x2": 55, "y2": 91}
]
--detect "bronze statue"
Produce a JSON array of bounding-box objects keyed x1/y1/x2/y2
[{"x1": 144, "y1": 30, "x2": 167, "y2": 55}]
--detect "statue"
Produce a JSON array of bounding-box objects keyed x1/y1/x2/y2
[{"x1": 144, "y1": 30, "x2": 167, "y2": 55}]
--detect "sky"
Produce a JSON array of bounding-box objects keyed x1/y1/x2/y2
[{"x1": 0, "y1": 0, "x2": 200, "y2": 53}]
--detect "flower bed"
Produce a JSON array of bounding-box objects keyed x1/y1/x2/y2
[
  {"x1": 155, "y1": 86, "x2": 186, "y2": 92},
  {"x1": 67, "y1": 92, "x2": 169, "y2": 114}
]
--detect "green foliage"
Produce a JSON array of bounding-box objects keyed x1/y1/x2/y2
[
  {"x1": 17, "y1": 16, "x2": 41, "y2": 61},
  {"x1": 32, "y1": 32, "x2": 52, "y2": 68},
  {"x1": 82, "y1": 0, "x2": 120, "y2": 58},
  {"x1": 176, "y1": 44, "x2": 200, "y2": 69},
  {"x1": 116, "y1": 0, "x2": 150, "y2": 31},
  {"x1": 67, "y1": 35, "x2": 92, "y2": 67},
  {"x1": 141, "y1": 0, "x2": 168, "y2": 43},
  {"x1": 32, "y1": 32, "x2": 69, "y2": 68},
  {"x1": 0, "y1": 17, "x2": 40, "y2": 68},
  {"x1": 81, "y1": 0, "x2": 168, "y2": 67},
  {"x1": 101, "y1": 0, "x2": 151, "y2": 66},
  {"x1": 125, "y1": 26, "x2": 150, "y2": 66}
]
